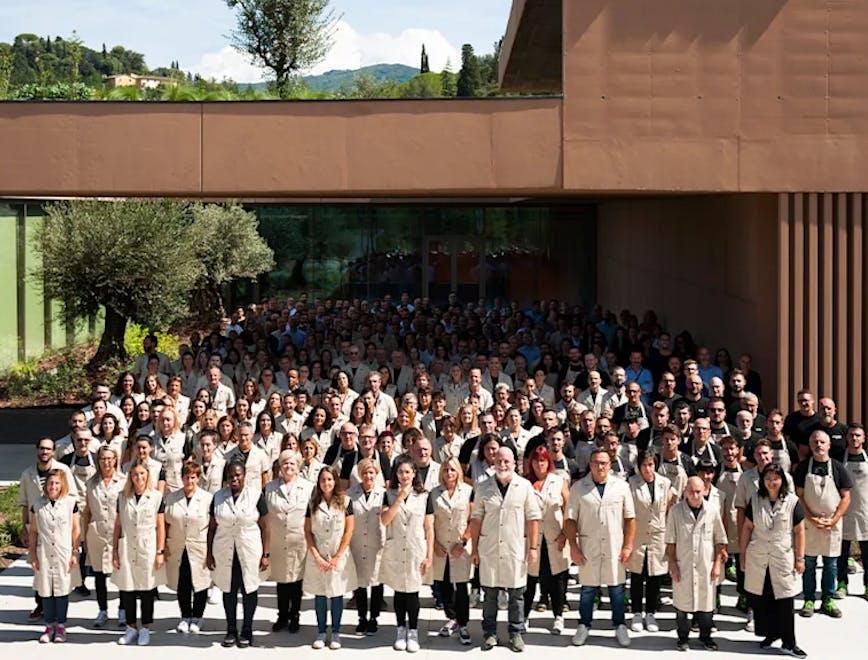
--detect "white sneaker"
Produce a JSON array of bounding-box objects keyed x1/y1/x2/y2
[
  {"x1": 745, "y1": 610, "x2": 755, "y2": 632},
  {"x1": 208, "y1": 586, "x2": 220, "y2": 605},
  {"x1": 406, "y1": 629, "x2": 420, "y2": 653},
  {"x1": 645, "y1": 614, "x2": 659, "y2": 633},
  {"x1": 631, "y1": 612, "x2": 643, "y2": 632},
  {"x1": 312, "y1": 633, "x2": 327, "y2": 649},
  {"x1": 497, "y1": 590, "x2": 509, "y2": 610},
  {"x1": 572, "y1": 623, "x2": 589, "y2": 646},
  {"x1": 137, "y1": 627, "x2": 151, "y2": 646},
  {"x1": 118, "y1": 626, "x2": 138, "y2": 645},
  {"x1": 552, "y1": 616, "x2": 564, "y2": 635},
  {"x1": 94, "y1": 610, "x2": 108, "y2": 628},
  {"x1": 177, "y1": 618, "x2": 190, "y2": 633},
  {"x1": 394, "y1": 626, "x2": 407, "y2": 651},
  {"x1": 439, "y1": 620, "x2": 458, "y2": 637},
  {"x1": 189, "y1": 618, "x2": 201, "y2": 634},
  {"x1": 117, "y1": 609, "x2": 127, "y2": 627},
  {"x1": 469, "y1": 588, "x2": 480, "y2": 607},
  {"x1": 659, "y1": 594, "x2": 672, "y2": 606},
  {"x1": 329, "y1": 633, "x2": 342, "y2": 650},
  {"x1": 615, "y1": 624, "x2": 631, "y2": 647}
]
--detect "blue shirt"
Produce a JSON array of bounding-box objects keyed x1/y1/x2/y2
[
  {"x1": 698, "y1": 364, "x2": 724, "y2": 387},
  {"x1": 517, "y1": 344, "x2": 541, "y2": 368},
  {"x1": 625, "y1": 366, "x2": 654, "y2": 403}
]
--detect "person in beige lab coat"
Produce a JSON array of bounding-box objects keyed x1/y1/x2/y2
[
  {"x1": 150, "y1": 406, "x2": 187, "y2": 493},
  {"x1": 380, "y1": 454, "x2": 434, "y2": 653},
  {"x1": 28, "y1": 469, "x2": 81, "y2": 644},
  {"x1": 794, "y1": 429, "x2": 851, "y2": 618},
  {"x1": 164, "y1": 461, "x2": 213, "y2": 634},
  {"x1": 665, "y1": 476, "x2": 727, "y2": 651},
  {"x1": 627, "y1": 450, "x2": 672, "y2": 634},
  {"x1": 565, "y1": 448, "x2": 635, "y2": 648},
  {"x1": 112, "y1": 460, "x2": 167, "y2": 646},
  {"x1": 470, "y1": 447, "x2": 541, "y2": 653},
  {"x1": 304, "y1": 465, "x2": 357, "y2": 650},
  {"x1": 430, "y1": 456, "x2": 474, "y2": 644},
  {"x1": 195, "y1": 430, "x2": 225, "y2": 494},
  {"x1": 739, "y1": 463, "x2": 807, "y2": 659},
  {"x1": 223, "y1": 421, "x2": 271, "y2": 494},
  {"x1": 348, "y1": 457, "x2": 386, "y2": 635},
  {"x1": 837, "y1": 423, "x2": 868, "y2": 598},
  {"x1": 207, "y1": 460, "x2": 271, "y2": 648},
  {"x1": 264, "y1": 450, "x2": 313, "y2": 634},
  {"x1": 83, "y1": 446, "x2": 126, "y2": 628}
]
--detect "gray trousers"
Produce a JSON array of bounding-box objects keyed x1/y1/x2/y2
[{"x1": 482, "y1": 586, "x2": 525, "y2": 636}]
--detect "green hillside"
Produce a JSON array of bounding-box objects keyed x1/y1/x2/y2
[{"x1": 242, "y1": 63, "x2": 419, "y2": 93}]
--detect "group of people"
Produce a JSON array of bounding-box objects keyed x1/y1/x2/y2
[{"x1": 18, "y1": 295, "x2": 868, "y2": 658}]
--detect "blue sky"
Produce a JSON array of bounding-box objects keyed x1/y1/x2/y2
[{"x1": 0, "y1": 0, "x2": 513, "y2": 81}]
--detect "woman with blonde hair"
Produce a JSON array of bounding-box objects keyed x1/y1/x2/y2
[
  {"x1": 300, "y1": 436, "x2": 324, "y2": 483},
  {"x1": 29, "y1": 469, "x2": 81, "y2": 643},
  {"x1": 455, "y1": 404, "x2": 481, "y2": 444},
  {"x1": 84, "y1": 446, "x2": 127, "y2": 628},
  {"x1": 142, "y1": 374, "x2": 167, "y2": 404},
  {"x1": 430, "y1": 457, "x2": 473, "y2": 645},
  {"x1": 392, "y1": 405, "x2": 417, "y2": 452},
  {"x1": 151, "y1": 405, "x2": 186, "y2": 493},
  {"x1": 112, "y1": 460, "x2": 166, "y2": 646}
]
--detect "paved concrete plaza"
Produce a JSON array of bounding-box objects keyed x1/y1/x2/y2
[{"x1": 0, "y1": 555, "x2": 866, "y2": 658}]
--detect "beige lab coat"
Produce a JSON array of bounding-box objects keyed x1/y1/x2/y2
[
  {"x1": 843, "y1": 452, "x2": 868, "y2": 542},
  {"x1": 303, "y1": 499, "x2": 357, "y2": 597},
  {"x1": 211, "y1": 486, "x2": 265, "y2": 593},
  {"x1": 348, "y1": 484, "x2": 386, "y2": 587},
  {"x1": 31, "y1": 495, "x2": 82, "y2": 597},
  {"x1": 84, "y1": 472, "x2": 126, "y2": 573},
  {"x1": 744, "y1": 492, "x2": 801, "y2": 599},
  {"x1": 112, "y1": 489, "x2": 166, "y2": 591},
  {"x1": 164, "y1": 487, "x2": 213, "y2": 592},
  {"x1": 430, "y1": 482, "x2": 473, "y2": 582},
  {"x1": 529, "y1": 473, "x2": 570, "y2": 577},
  {"x1": 627, "y1": 474, "x2": 671, "y2": 576},
  {"x1": 379, "y1": 490, "x2": 432, "y2": 592},
  {"x1": 264, "y1": 477, "x2": 313, "y2": 583}
]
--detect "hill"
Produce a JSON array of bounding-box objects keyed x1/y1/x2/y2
[{"x1": 242, "y1": 63, "x2": 419, "y2": 93}]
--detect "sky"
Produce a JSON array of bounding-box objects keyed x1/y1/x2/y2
[{"x1": 0, "y1": 0, "x2": 513, "y2": 82}]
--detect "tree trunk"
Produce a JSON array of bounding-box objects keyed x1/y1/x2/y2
[
  {"x1": 89, "y1": 306, "x2": 127, "y2": 369},
  {"x1": 289, "y1": 257, "x2": 307, "y2": 285}
]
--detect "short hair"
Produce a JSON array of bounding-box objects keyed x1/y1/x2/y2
[
  {"x1": 356, "y1": 457, "x2": 380, "y2": 476},
  {"x1": 181, "y1": 460, "x2": 202, "y2": 478},
  {"x1": 588, "y1": 448, "x2": 610, "y2": 462},
  {"x1": 719, "y1": 435, "x2": 740, "y2": 448},
  {"x1": 36, "y1": 436, "x2": 55, "y2": 448},
  {"x1": 661, "y1": 424, "x2": 682, "y2": 439},
  {"x1": 42, "y1": 469, "x2": 70, "y2": 499},
  {"x1": 636, "y1": 449, "x2": 659, "y2": 470}
]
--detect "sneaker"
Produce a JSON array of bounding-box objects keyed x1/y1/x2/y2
[
  {"x1": 177, "y1": 618, "x2": 190, "y2": 633},
  {"x1": 497, "y1": 590, "x2": 509, "y2": 610},
  {"x1": 469, "y1": 588, "x2": 480, "y2": 608},
  {"x1": 137, "y1": 627, "x2": 151, "y2": 646},
  {"x1": 571, "y1": 623, "x2": 589, "y2": 646},
  {"x1": 118, "y1": 608, "x2": 127, "y2": 627},
  {"x1": 745, "y1": 610, "x2": 755, "y2": 632},
  {"x1": 481, "y1": 634, "x2": 497, "y2": 651},
  {"x1": 677, "y1": 639, "x2": 689, "y2": 652},
  {"x1": 760, "y1": 637, "x2": 778, "y2": 649},
  {"x1": 700, "y1": 637, "x2": 718, "y2": 651},
  {"x1": 366, "y1": 619, "x2": 378, "y2": 635},
  {"x1": 406, "y1": 629, "x2": 420, "y2": 653},
  {"x1": 782, "y1": 645, "x2": 808, "y2": 659},
  {"x1": 189, "y1": 618, "x2": 201, "y2": 634},
  {"x1": 736, "y1": 594, "x2": 749, "y2": 612},
  {"x1": 312, "y1": 633, "x2": 327, "y2": 649},
  {"x1": 834, "y1": 581, "x2": 848, "y2": 599},
  {"x1": 94, "y1": 610, "x2": 108, "y2": 628},
  {"x1": 118, "y1": 626, "x2": 138, "y2": 645},
  {"x1": 552, "y1": 615, "x2": 564, "y2": 635},
  {"x1": 208, "y1": 586, "x2": 220, "y2": 604},
  {"x1": 726, "y1": 564, "x2": 737, "y2": 582},
  {"x1": 821, "y1": 599, "x2": 842, "y2": 618},
  {"x1": 356, "y1": 618, "x2": 368, "y2": 634},
  {"x1": 645, "y1": 614, "x2": 659, "y2": 632},
  {"x1": 273, "y1": 617, "x2": 289, "y2": 632},
  {"x1": 459, "y1": 626, "x2": 471, "y2": 645},
  {"x1": 237, "y1": 634, "x2": 252, "y2": 648},
  {"x1": 439, "y1": 620, "x2": 458, "y2": 637},
  {"x1": 39, "y1": 625, "x2": 54, "y2": 644},
  {"x1": 660, "y1": 594, "x2": 673, "y2": 606},
  {"x1": 223, "y1": 633, "x2": 238, "y2": 648},
  {"x1": 394, "y1": 625, "x2": 407, "y2": 651},
  {"x1": 508, "y1": 633, "x2": 525, "y2": 652},
  {"x1": 75, "y1": 584, "x2": 91, "y2": 597},
  {"x1": 329, "y1": 633, "x2": 342, "y2": 650},
  {"x1": 691, "y1": 621, "x2": 699, "y2": 632},
  {"x1": 535, "y1": 596, "x2": 548, "y2": 612},
  {"x1": 28, "y1": 606, "x2": 44, "y2": 622},
  {"x1": 615, "y1": 624, "x2": 631, "y2": 648},
  {"x1": 53, "y1": 625, "x2": 66, "y2": 643},
  {"x1": 289, "y1": 616, "x2": 301, "y2": 633},
  {"x1": 800, "y1": 601, "x2": 815, "y2": 617},
  {"x1": 848, "y1": 557, "x2": 857, "y2": 574},
  {"x1": 630, "y1": 612, "x2": 643, "y2": 632}
]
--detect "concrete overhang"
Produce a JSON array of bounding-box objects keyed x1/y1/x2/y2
[{"x1": 498, "y1": 0, "x2": 562, "y2": 93}]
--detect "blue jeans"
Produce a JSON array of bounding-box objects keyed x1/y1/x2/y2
[
  {"x1": 482, "y1": 586, "x2": 525, "y2": 636},
  {"x1": 314, "y1": 595, "x2": 344, "y2": 634},
  {"x1": 579, "y1": 584, "x2": 625, "y2": 628},
  {"x1": 43, "y1": 595, "x2": 69, "y2": 625},
  {"x1": 803, "y1": 555, "x2": 837, "y2": 602}
]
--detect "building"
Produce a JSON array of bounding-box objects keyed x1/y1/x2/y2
[
  {"x1": 104, "y1": 73, "x2": 176, "y2": 90},
  {"x1": 1, "y1": 0, "x2": 867, "y2": 424}
]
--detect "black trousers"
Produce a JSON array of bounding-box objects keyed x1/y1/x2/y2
[
  {"x1": 393, "y1": 591, "x2": 420, "y2": 629},
  {"x1": 630, "y1": 554, "x2": 663, "y2": 614},
  {"x1": 676, "y1": 609, "x2": 712, "y2": 642},
  {"x1": 276, "y1": 580, "x2": 303, "y2": 621},
  {"x1": 354, "y1": 584, "x2": 384, "y2": 622},
  {"x1": 178, "y1": 550, "x2": 208, "y2": 619},
  {"x1": 524, "y1": 540, "x2": 567, "y2": 618},
  {"x1": 839, "y1": 540, "x2": 868, "y2": 587},
  {"x1": 750, "y1": 569, "x2": 796, "y2": 649},
  {"x1": 440, "y1": 558, "x2": 470, "y2": 626},
  {"x1": 94, "y1": 571, "x2": 109, "y2": 611},
  {"x1": 120, "y1": 590, "x2": 156, "y2": 626},
  {"x1": 223, "y1": 551, "x2": 258, "y2": 637}
]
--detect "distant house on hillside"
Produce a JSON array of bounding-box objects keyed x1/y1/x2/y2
[{"x1": 104, "y1": 74, "x2": 176, "y2": 90}]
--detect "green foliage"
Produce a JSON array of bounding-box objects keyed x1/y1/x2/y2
[
  {"x1": 440, "y1": 58, "x2": 457, "y2": 97},
  {"x1": 123, "y1": 324, "x2": 182, "y2": 362},
  {"x1": 1, "y1": 351, "x2": 89, "y2": 402},
  {"x1": 226, "y1": 0, "x2": 338, "y2": 98},
  {"x1": 0, "y1": 44, "x2": 11, "y2": 99},
  {"x1": 457, "y1": 44, "x2": 481, "y2": 97},
  {"x1": 8, "y1": 81, "x2": 93, "y2": 100},
  {"x1": 0, "y1": 485, "x2": 25, "y2": 546},
  {"x1": 300, "y1": 63, "x2": 417, "y2": 93},
  {"x1": 401, "y1": 72, "x2": 443, "y2": 98}
]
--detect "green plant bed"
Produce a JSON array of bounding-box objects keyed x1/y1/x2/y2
[{"x1": 0, "y1": 484, "x2": 24, "y2": 547}]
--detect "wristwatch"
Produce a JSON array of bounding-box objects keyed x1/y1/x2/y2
[{"x1": 263, "y1": 552, "x2": 271, "y2": 559}]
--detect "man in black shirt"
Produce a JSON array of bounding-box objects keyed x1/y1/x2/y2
[
  {"x1": 784, "y1": 389, "x2": 820, "y2": 459},
  {"x1": 809, "y1": 398, "x2": 848, "y2": 463},
  {"x1": 707, "y1": 398, "x2": 736, "y2": 441},
  {"x1": 793, "y1": 430, "x2": 852, "y2": 619},
  {"x1": 682, "y1": 374, "x2": 709, "y2": 420}
]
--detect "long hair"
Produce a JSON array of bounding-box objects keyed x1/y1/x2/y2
[
  {"x1": 757, "y1": 462, "x2": 791, "y2": 499},
  {"x1": 525, "y1": 444, "x2": 554, "y2": 480},
  {"x1": 310, "y1": 465, "x2": 347, "y2": 511},
  {"x1": 388, "y1": 454, "x2": 426, "y2": 494},
  {"x1": 122, "y1": 459, "x2": 153, "y2": 498},
  {"x1": 42, "y1": 469, "x2": 70, "y2": 499}
]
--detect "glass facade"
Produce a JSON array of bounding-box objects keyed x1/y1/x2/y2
[{"x1": 253, "y1": 204, "x2": 597, "y2": 306}]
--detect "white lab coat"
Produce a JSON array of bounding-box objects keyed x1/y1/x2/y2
[
  {"x1": 264, "y1": 477, "x2": 313, "y2": 583},
  {"x1": 348, "y1": 484, "x2": 386, "y2": 587},
  {"x1": 430, "y1": 483, "x2": 473, "y2": 582},
  {"x1": 164, "y1": 487, "x2": 213, "y2": 592},
  {"x1": 744, "y1": 492, "x2": 801, "y2": 599},
  {"x1": 529, "y1": 473, "x2": 570, "y2": 577},
  {"x1": 211, "y1": 486, "x2": 265, "y2": 594},
  {"x1": 303, "y1": 499, "x2": 357, "y2": 597},
  {"x1": 31, "y1": 495, "x2": 82, "y2": 597},
  {"x1": 84, "y1": 472, "x2": 126, "y2": 573},
  {"x1": 112, "y1": 489, "x2": 166, "y2": 592},
  {"x1": 379, "y1": 490, "x2": 432, "y2": 592},
  {"x1": 627, "y1": 474, "x2": 671, "y2": 576}
]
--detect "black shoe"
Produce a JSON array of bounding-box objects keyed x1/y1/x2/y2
[
  {"x1": 379, "y1": 599, "x2": 388, "y2": 612},
  {"x1": 28, "y1": 606, "x2": 44, "y2": 622},
  {"x1": 366, "y1": 619, "x2": 378, "y2": 635},
  {"x1": 222, "y1": 633, "x2": 238, "y2": 648},
  {"x1": 75, "y1": 585, "x2": 91, "y2": 597},
  {"x1": 700, "y1": 637, "x2": 718, "y2": 651},
  {"x1": 288, "y1": 617, "x2": 300, "y2": 633},
  {"x1": 355, "y1": 618, "x2": 368, "y2": 634},
  {"x1": 782, "y1": 646, "x2": 807, "y2": 659},
  {"x1": 237, "y1": 636, "x2": 251, "y2": 648},
  {"x1": 677, "y1": 640, "x2": 689, "y2": 652},
  {"x1": 760, "y1": 637, "x2": 778, "y2": 649},
  {"x1": 272, "y1": 618, "x2": 288, "y2": 632},
  {"x1": 347, "y1": 596, "x2": 357, "y2": 608}
]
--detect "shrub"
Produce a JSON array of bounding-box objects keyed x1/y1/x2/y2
[
  {"x1": 0, "y1": 484, "x2": 25, "y2": 546},
  {"x1": 2, "y1": 351, "x2": 89, "y2": 401},
  {"x1": 124, "y1": 323, "x2": 182, "y2": 361}
]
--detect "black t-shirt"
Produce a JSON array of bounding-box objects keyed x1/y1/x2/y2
[
  {"x1": 32, "y1": 499, "x2": 79, "y2": 514},
  {"x1": 784, "y1": 411, "x2": 819, "y2": 447},
  {"x1": 793, "y1": 458, "x2": 853, "y2": 491},
  {"x1": 685, "y1": 396, "x2": 709, "y2": 420},
  {"x1": 553, "y1": 457, "x2": 581, "y2": 482},
  {"x1": 383, "y1": 490, "x2": 434, "y2": 514},
  {"x1": 745, "y1": 499, "x2": 805, "y2": 527},
  {"x1": 118, "y1": 493, "x2": 165, "y2": 513},
  {"x1": 458, "y1": 436, "x2": 481, "y2": 465},
  {"x1": 846, "y1": 452, "x2": 867, "y2": 463},
  {"x1": 305, "y1": 499, "x2": 354, "y2": 517},
  {"x1": 807, "y1": 421, "x2": 848, "y2": 462},
  {"x1": 689, "y1": 504, "x2": 702, "y2": 518},
  {"x1": 209, "y1": 492, "x2": 267, "y2": 517}
]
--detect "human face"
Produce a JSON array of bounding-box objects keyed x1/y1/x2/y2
[
  {"x1": 589, "y1": 452, "x2": 611, "y2": 482},
  {"x1": 135, "y1": 440, "x2": 151, "y2": 461},
  {"x1": 313, "y1": 408, "x2": 326, "y2": 428},
  {"x1": 548, "y1": 432, "x2": 565, "y2": 455},
  {"x1": 708, "y1": 402, "x2": 726, "y2": 424},
  {"x1": 378, "y1": 434, "x2": 394, "y2": 456},
  {"x1": 122, "y1": 374, "x2": 135, "y2": 392},
  {"x1": 639, "y1": 455, "x2": 656, "y2": 482},
  {"x1": 754, "y1": 445, "x2": 772, "y2": 470},
  {"x1": 199, "y1": 435, "x2": 215, "y2": 460},
  {"x1": 360, "y1": 465, "x2": 378, "y2": 490},
  {"x1": 588, "y1": 372, "x2": 601, "y2": 389},
  {"x1": 98, "y1": 450, "x2": 116, "y2": 476},
  {"x1": 626, "y1": 383, "x2": 642, "y2": 404},
  {"x1": 662, "y1": 432, "x2": 679, "y2": 456},
  {"x1": 130, "y1": 464, "x2": 149, "y2": 494},
  {"x1": 810, "y1": 432, "x2": 830, "y2": 460},
  {"x1": 340, "y1": 424, "x2": 358, "y2": 449},
  {"x1": 443, "y1": 463, "x2": 460, "y2": 487},
  {"x1": 819, "y1": 398, "x2": 837, "y2": 423},
  {"x1": 359, "y1": 428, "x2": 377, "y2": 453},
  {"x1": 730, "y1": 374, "x2": 745, "y2": 393},
  {"x1": 238, "y1": 426, "x2": 253, "y2": 449},
  {"x1": 395, "y1": 461, "x2": 415, "y2": 486},
  {"x1": 45, "y1": 474, "x2": 63, "y2": 500},
  {"x1": 687, "y1": 376, "x2": 703, "y2": 395},
  {"x1": 848, "y1": 427, "x2": 865, "y2": 453},
  {"x1": 414, "y1": 440, "x2": 432, "y2": 465},
  {"x1": 480, "y1": 414, "x2": 496, "y2": 434},
  {"x1": 280, "y1": 455, "x2": 299, "y2": 481},
  {"x1": 160, "y1": 411, "x2": 175, "y2": 434},
  {"x1": 182, "y1": 470, "x2": 199, "y2": 494},
  {"x1": 652, "y1": 407, "x2": 669, "y2": 428},
  {"x1": 302, "y1": 441, "x2": 317, "y2": 462},
  {"x1": 722, "y1": 442, "x2": 740, "y2": 466},
  {"x1": 798, "y1": 392, "x2": 815, "y2": 414},
  {"x1": 227, "y1": 464, "x2": 245, "y2": 493},
  {"x1": 675, "y1": 406, "x2": 691, "y2": 426},
  {"x1": 543, "y1": 411, "x2": 558, "y2": 430},
  {"x1": 763, "y1": 471, "x2": 783, "y2": 497},
  {"x1": 684, "y1": 477, "x2": 704, "y2": 506},
  {"x1": 531, "y1": 455, "x2": 549, "y2": 479},
  {"x1": 494, "y1": 448, "x2": 515, "y2": 479},
  {"x1": 693, "y1": 418, "x2": 711, "y2": 444}
]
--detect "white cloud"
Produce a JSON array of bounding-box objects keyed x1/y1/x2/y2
[{"x1": 186, "y1": 20, "x2": 460, "y2": 83}]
